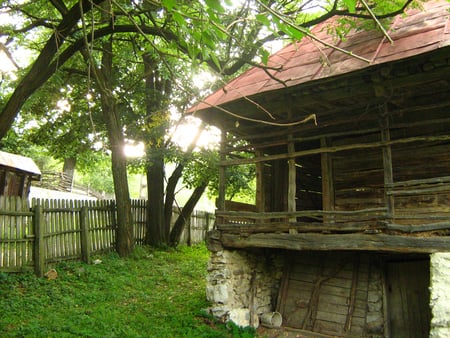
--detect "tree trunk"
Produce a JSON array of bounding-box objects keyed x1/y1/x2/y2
[
  {"x1": 143, "y1": 53, "x2": 170, "y2": 246},
  {"x1": 62, "y1": 157, "x2": 76, "y2": 191},
  {"x1": 169, "y1": 182, "x2": 207, "y2": 246},
  {"x1": 145, "y1": 156, "x2": 166, "y2": 246},
  {"x1": 164, "y1": 163, "x2": 184, "y2": 231},
  {"x1": 95, "y1": 18, "x2": 133, "y2": 256}
]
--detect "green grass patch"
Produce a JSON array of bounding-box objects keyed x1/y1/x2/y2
[{"x1": 0, "y1": 245, "x2": 256, "y2": 337}]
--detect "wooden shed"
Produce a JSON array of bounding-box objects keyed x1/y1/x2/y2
[
  {"x1": 191, "y1": 1, "x2": 450, "y2": 337},
  {"x1": 0, "y1": 150, "x2": 41, "y2": 198}
]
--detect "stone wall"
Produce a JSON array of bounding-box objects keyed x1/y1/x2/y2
[
  {"x1": 206, "y1": 248, "x2": 283, "y2": 327},
  {"x1": 430, "y1": 253, "x2": 450, "y2": 338}
]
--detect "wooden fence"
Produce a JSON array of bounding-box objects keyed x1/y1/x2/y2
[{"x1": 0, "y1": 196, "x2": 214, "y2": 275}]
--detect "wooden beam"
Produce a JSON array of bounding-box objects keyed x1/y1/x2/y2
[
  {"x1": 255, "y1": 149, "x2": 265, "y2": 214},
  {"x1": 220, "y1": 134, "x2": 450, "y2": 166},
  {"x1": 217, "y1": 131, "x2": 227, "y2": 211},
  {"x1": 216, "y1": 207, "x2": 387, "y2": 219},
  {"x1": 220, "y1": 232, "x2": 450, "y2": 253},
  {"x1": 321, "y1": 138, "x2": 335, "y2": 224},
  {"x1": 287, "y1": 135, "x2": 296, "y2": 224},
  {"x1": 380, "y1": 116, "x2": 394, "y2": 218}
]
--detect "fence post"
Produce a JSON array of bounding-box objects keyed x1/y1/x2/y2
[
  {"x1": 34, "y1": 201, "x2": 45, "y2": 277},
  {"x1": 80, "y1": 206, "x2": 91, "y2": 264}
]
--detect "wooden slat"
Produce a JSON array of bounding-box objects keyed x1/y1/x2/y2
[{"x1": 220, "y1": 232, "x2": 450, "y2": 253}]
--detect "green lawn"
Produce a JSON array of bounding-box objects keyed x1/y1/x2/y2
[{"x1": 0, "y1": 245, "x2": 256, "y2": 337}]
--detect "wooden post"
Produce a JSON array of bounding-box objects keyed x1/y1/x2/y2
[
  {"x1": 255, "y1": 149, "x2": 265, "y2": 214},
  {"x1": 321, "y1": 138, "x2": 335, "y2": 224},
  {"x1": 287, "y1": 135, "x2": 297, "y2": 229},
  {"x1": 33, "y1": 201, "x2": 45, "y2": 277},
  {"x1": 381, "y1": 116, "x2": 394, "y2": 219},
  {"x1": 80, "y1": 206, "x2": 91, "y2": 264},
  {"x1": 218, "y1": 131, "x2": 227, "y2": 211}
]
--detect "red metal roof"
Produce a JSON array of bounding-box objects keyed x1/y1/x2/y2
[
  {"x1": 0, "y1": 150, "x2": 41, "y2": 179},
  {"x1": 190, "y1": 0, "x2": 450, "y2": 113}
]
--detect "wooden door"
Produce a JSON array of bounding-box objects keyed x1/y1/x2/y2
[{"x1": 386, "y1": 260, "x2": 430, "y2": 338}]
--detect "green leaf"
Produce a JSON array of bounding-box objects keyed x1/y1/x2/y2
[
  {"x1": 255, "y1": 13, "x2": 271, "y2": 27},
  {"x1": 259, "y1": 48, "x2": 270, "y2": 65},
  {"x1": 210, "y1": 53, "x2": 221, "y2": 71},
  {"x1": 343, "y1": 0, "x2": 357, "y2": 13},
  {"x1": 204, "y1": 0, "x2": 225, "y2": 13},
  {"x1": 172, "y1": 11, "x2": 186, "y2": 27},
  {"x1": 283, "y1": 25, "x2": 305, "y2": 41},
  {"x1": 161, "y1": 0, "x2": 176, "y2": 10}
]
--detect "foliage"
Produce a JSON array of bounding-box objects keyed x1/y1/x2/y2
[
  {"x1": 0, "y1": 245, "x2": 256, "y2": 337},
  {"x1": 0, "y1": 0, "x2": 419, "y2": 249}
]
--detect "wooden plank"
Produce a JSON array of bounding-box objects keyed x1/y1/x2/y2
[
  {"x1": 216, "y1": 207, "x2": 387, "y2": 219},
  {"x1": 321, "y1": 138, "x2": 335, "y2": 224},
  {"x1": 221, "y1": 134, "x2": 450, "y2": 166},
  {"x1": 34, "y1": 201, "x2": 45, "y2": 277},
  {"x1": 220, "y1": 232, "x2": 450, "y2": 252},
  {"x1": 387, "y1": 260, "x2": 431, "y2": 337},
  {"x1": 287, "y1": 136, "x2": 297, "y2": 224},
  {"x1": 255, "y1": 149, "x2": 265, "y2": 214},
  {"x1": 218, "y1": 131, "x2": 227, "y2": 211},
  {"x1": 80, "y1": 206, "x2": 91, "y2": 264}
]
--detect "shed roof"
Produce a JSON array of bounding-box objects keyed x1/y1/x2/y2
[
  {"x1": 190, "y1": 0, "x2": 450, "y2": 114},
  {"x1": 0, "y1": 150, "x2": 41, "y2": 179}
]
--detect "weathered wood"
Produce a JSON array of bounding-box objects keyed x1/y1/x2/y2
[
  {"x1": 387, "y1": 175, "x2": 450, "y2": 188},
  {"x1": 227, "y1": 108, "x2": 450, "y2": 154},
  {"x1": 33, "y1": 202, "x2": 45, "y2": 277},
  {"x1": 218, "y1": 131, "x2": 227, "y2": 212},
  {"x1": 216, "y1": 207, "x2": 387, "y2": 220},
  {"x1": 386, "y1": 221, "x2": 450, "y2": 233},
  {"x1": 287, "y1": 136, "x2": 297, "y2": 225},
  {"x1": 221, "y1": 134, "x2": 450, "y2": 166},
  {"x1": 381, "y1": 116, "x2": 394, "y2": 219},
  {"x1": 220, "y1": 232, "x2": 450, "y2": 252},
  {"x1": 255, "y1": 149, "x2": 265, "y2": 214},
  {"x1": 80, "y1": 206, "x2": 91, "y2": 264},
  {"x1": 217, "y1": 222, "x2": 385, "y2": 234},
  {"x1": 344, "y1": 256, "x2": 360, "y2": 332},
  {"x1": 388, "y1": 184, "x2": 450, "y2": 196},
  {"x1": 321, "y1": 138, "x2": 335, "y2": 224}
]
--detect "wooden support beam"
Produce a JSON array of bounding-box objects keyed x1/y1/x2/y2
[
  {"x1": 321, "y1": 138, "x2": 335, "y2": 224},
  {"x1": 255, "y1": 149, "x2": 265, "y2": 214},
  {"x1": 217, "y1": 131, "x2": 227, "y2": 211},
  {"x1": 220, "y1": 232, "x2": 450, "y2": 253},
  {"x1": 287, "y1": 135, "x2": 297, "y2": 225},
  {"x1": 380, "y1": 116, "x2": 394, "y2": 218}
]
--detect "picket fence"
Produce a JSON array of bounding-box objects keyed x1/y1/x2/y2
[{"x1": 0, "y1": 196, "x2": 214, "y2": 276}]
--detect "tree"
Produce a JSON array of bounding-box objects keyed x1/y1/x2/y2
[{"x1": 0, "y1": 0, "x2": 417, "y2": 252}]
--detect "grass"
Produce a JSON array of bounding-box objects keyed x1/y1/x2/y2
[{"x1": 0, "y1": 245, "x2": 256, "y2": 337}]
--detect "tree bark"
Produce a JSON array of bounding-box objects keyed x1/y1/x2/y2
[
  {"x1": 62, "y1": 157, "x2": 76, "y2": 191},
  {"x1": 143, "y1": 53, "x2": 169, "y2": 246},
  {"x1": 95, "y1": 17, "x2": 133, "y2": 256},
  {"x1": 145, "y1": 156, "x2": 166, "y2": 245},
  {"x1": 169, "y1": 182, "x2": 208, "y2": 246}
]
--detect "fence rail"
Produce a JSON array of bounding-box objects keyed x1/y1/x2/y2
[{"x1": 0, "y1": 196, "x2": 214, "y2": 275}]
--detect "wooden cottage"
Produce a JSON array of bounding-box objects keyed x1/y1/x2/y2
[
  {"x1": 190, "y1": 1, "x2": 450, "y2": 337},
  {"x1": 0, "y1": 150, "x2": 41, "y2": 198}
]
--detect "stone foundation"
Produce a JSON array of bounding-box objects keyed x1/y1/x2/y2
[
  {"x1": 430, "y1": 253, "x2": 450, "y2": 338},
  {"x1": 206, "y1": 249, "x2": 283, "y2": 327},
  {"x1": 207, "y1": 248, "x2": 449, "y2": 336}
]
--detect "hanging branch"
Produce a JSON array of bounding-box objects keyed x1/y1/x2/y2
[
  {"x1": 360, "y1": 0, "x2": 394, "y2": 44},
  {"x1": 256, "y1": 0, "x2": 371, "y2": 63}
]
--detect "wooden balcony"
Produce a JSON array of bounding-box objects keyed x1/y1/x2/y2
[{"x1": 211, "y1": 177, "x2": 450, "y2": 254}]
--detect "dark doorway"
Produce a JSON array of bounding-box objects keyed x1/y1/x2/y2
[{"x1": 386, "y1": 259, "x2": 431, "y2": 338}]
